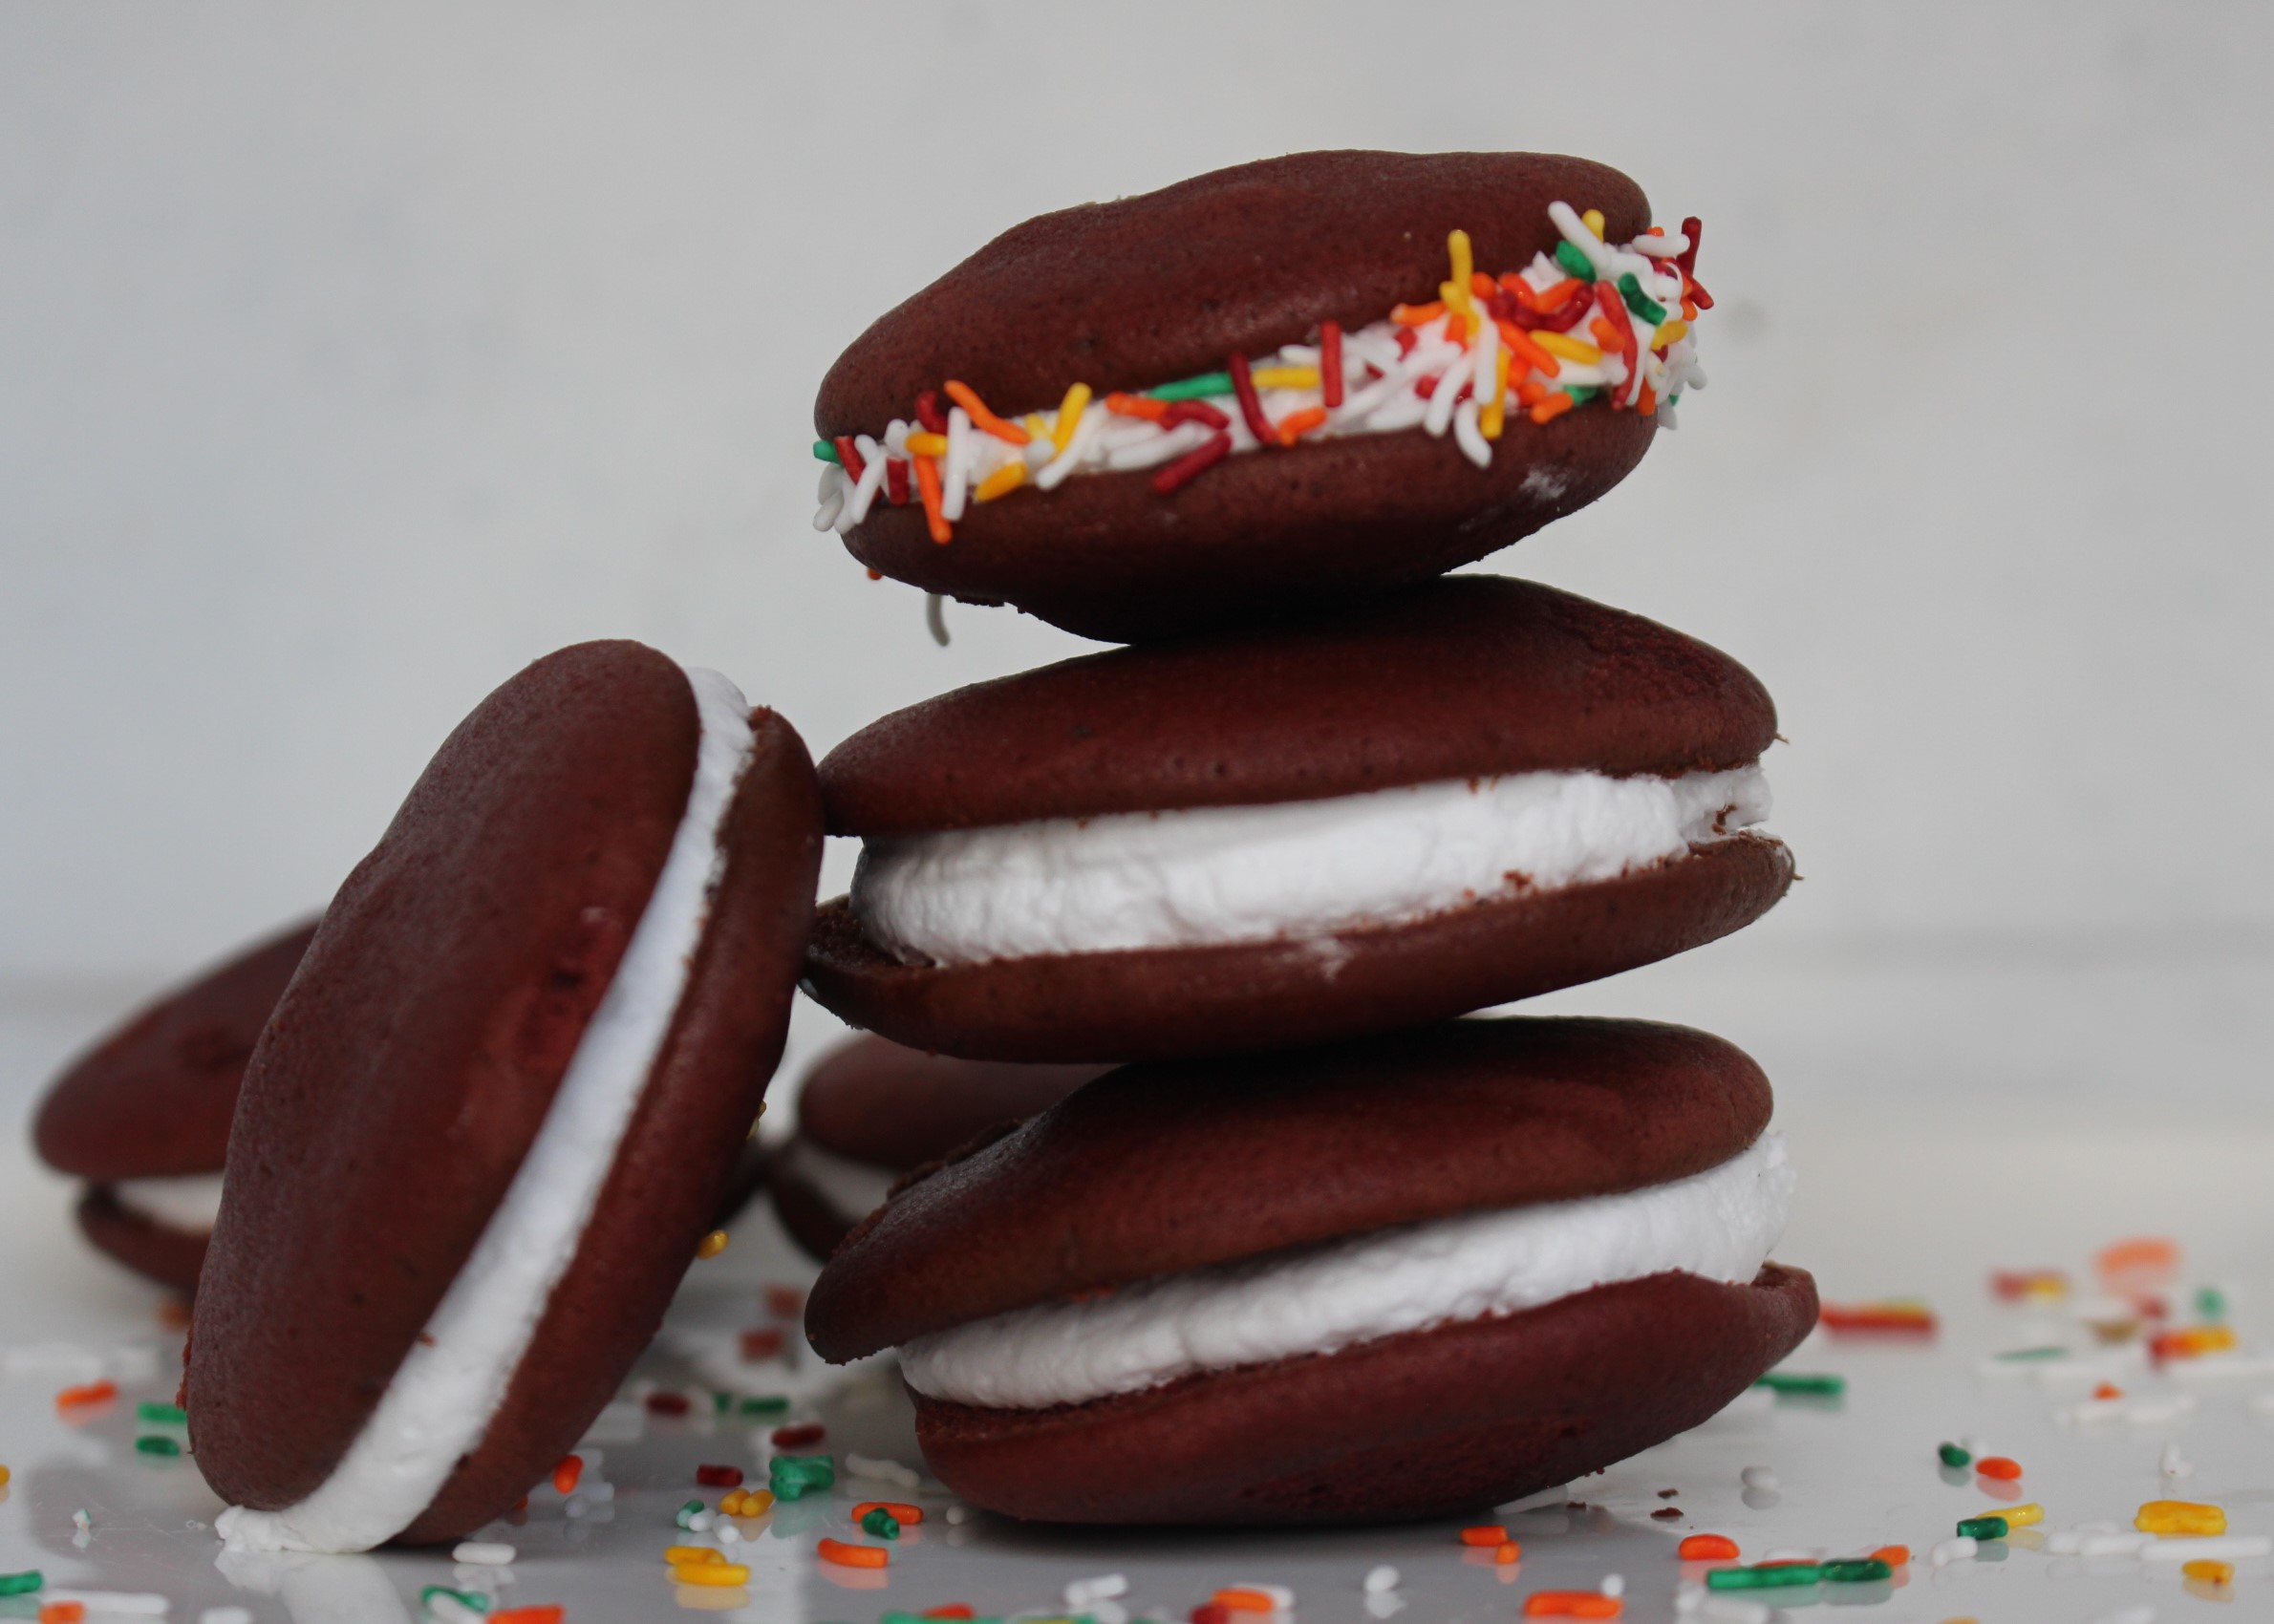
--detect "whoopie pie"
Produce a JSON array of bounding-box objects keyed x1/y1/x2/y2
[
  {"x1": 804, "y1": 1016, "x2": 1816, "y2": 1524},
  {"x1": 805, "y1": 575, "x2": 1792, "y2": 1062},
  {"x1": 812, "y1": 149, "x2": 1709, "y2": 642},
  {"x1": 32, "y1": 917, "x2": 316, "y2": 1295},
  {"x1": 770, "y1": 1033, "x2": 1106, "y2": 1260},
  {"x1": 187, "y1": 641, "x2": 823, "y2": 1551}
]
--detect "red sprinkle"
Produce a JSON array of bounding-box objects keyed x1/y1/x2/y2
[
  {"x1": 913, "y1": 390, "x2": 948, "y2": 434},
  {"x1": 765, "y1": 1285, "x2": 805, "y2": 1317},
  {"x1": 491, "y1": 1610, "x2": 565, "y2": 1624},
  {"x1": 832, "y1": 435, "x2": 866, "y2": 481},
  {"x1": 1162, "y1": 398, "x2": 1230, "y2": 431},
  {"x1": 1189, "y1": 1609, "x2": 1232, "y2": 1624},
  {"x1": 1320, "y1": 321, "x2": 1343, "y2": 408},
  {"x1": 1676, "y1": 215, "x2": 1703, "y2": 279},
  {"x1": 1684, "y1": 271, "x2": 1715, "y2": 311},
  {"x1": 1152, "y1": 431, "x2": 1232, "y2": 495},
  {"x1": 645, "y1": 1391, "x2": 691, "y2": 1416},
  {"x1": 739, "y1": 1327, "x2": 784, "y2": 1360},
  {"x1": 696, "y1": 1464, "x2": 744, "y2": 1487},
  {"x1": 1226, "y1": 352, "x2": 1275, "y2": 445},
  {"x1": 922, "y1": 1611, "x2": 976, "y2": 1621},
  {"x1": 1593, "y1": 282, "x2": 1639, "y2": 403},
  {"x1": 770, "y1": 1423, "x2": 826, "y2": 1448},
  {"x1": 1394, "y1": 325, "x2": 1418, "y2": 356},
  {"x1": 884, "y1": 458, "x2": 910, "y2": 505},
  {"x1": 550, "y1": 1455, "x2": 583, "y2": 1495}
]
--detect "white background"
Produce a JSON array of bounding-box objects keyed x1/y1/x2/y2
[{"x1": 4, "y1": 2, "x2": 2270, "y2": 1118}]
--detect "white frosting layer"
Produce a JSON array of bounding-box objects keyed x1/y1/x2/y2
[
  {"x1": 855, "y1": 765, "x2": 1770, "y2": 967},
  {"x1": 217, "y1": 667, "x2": 757, "y2": 1554},
  {"x1": 777, "y1": 1137, "x2": 898, "y2": 1224},
  {"x1": 900, "y1": 1133, "x2": 1792, "y2": 1411},
  {"x1": 114, "y1": 1173, "x2": 225, "y2": 1234}
]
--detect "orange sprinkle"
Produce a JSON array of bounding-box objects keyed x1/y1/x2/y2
[
  {"x1": 55, "y1": 1379, "x2": 116, "y2": 1411},
  {"x1": 1638, "y1": 383, "x2": 1657, "y2": 417},
  {"x1": 491, "y1": 1610, "x2": 565, "y2": 1624},
  {"x1": 1679, "y1": 1534, "x2": 1741, "y2": 1560},
  {"x1": 1461, "y1": 1525, "x2": 1512, "y2": 1547},
  {"x1": 1495, "y1": 1541, "x2": 1521, "y2": 1566},
  {"x1": 2094, "y1": 1381, "x2": 2124, "y2": 1400},
  {"x1": 1105, "y1": 391, "x2": 1170, "y2": 422},
  {"x1": 1444, "y1": 311, "x2": 1469, "y2": 345},
  {"x1": 1470, "y1": 272, "x2": 1498, "y2": 300},
  {"x1": 1976, "y1": 1456, "x2": 2023, "y2": 1481},
  {"x1": 943, "y1": 379, "x2": 1031, "y2": 445},
  {"x1": 1530, "y1": 393, "x2": 1576, "y2": 425},
  {"x1": 1871, "y1": 1544, "x2": 1911, "y2": 1567},
  {"x1": 552, "y1": 1455, "x2": 583, "y2": 1495},
  {"x1": 913, "y1": 457, "x2": 951, "y2": 545},
  {"x1": 40, "y1": 1605, "x2": 87, "y2": 1624},
  {"x1": 1514, "y1": 377, "x2": 1550, "y2": 408},
  {"x1": 1276, "y1": 407, "x2": 1328, "y2": 446},
  {"x1": 1523, "y1": 1593, "x2": 1621, "y2": 1618},
  {"x1": 1391, "y1": 300, "x2": 1446, "y2": 327},
  {"x1": 849, "y1": 1500, "x2": 924, "y2": 1525},
  {"x1": 1496, "y1": 320, "x2": 1561, "y2": 380},
  {"x1": 1212, "y1": 1591, "x2": 1279, "y2": 1613},
  {"x1": 1590, "y1": 317, "x2": 1622, "y2": 351},
  {"x1": 2098, "y1": 1236, "x2": 2180, "y2": 1285},
  {"x1": 816, "y1": 1537, "x2": 889, "y2": 1570}
]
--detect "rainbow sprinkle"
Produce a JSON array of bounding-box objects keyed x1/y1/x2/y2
[{"x1": 811, "y1": 205, "x2": 1710, "y2": 542}]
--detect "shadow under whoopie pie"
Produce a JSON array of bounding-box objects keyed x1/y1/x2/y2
[
  {"x1": 804, "y1": 1016, "x2": 1816, "y2": 1524},
  {"x1": 805, "y1": 575, "x2": 1793, "y2": 1062}
]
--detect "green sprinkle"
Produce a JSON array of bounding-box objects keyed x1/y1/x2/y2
[
  {"x1": 1706, "y1": 1563, "x2": 1820, "y2": 1590},
  {"x1": 2199, "y1": 1286, "x2": 2227, "y2": 1320},
  {"x1": 421, "y1": 1586, "x2": 490, "y2": 1613},
  {"x1": 1754, "y1": 1371, "x2": 1846, "y2": 1395},
  {"x1": 1561, "y1": 385, "x2": 1600, "y2": 404},
  {"x1": 136, "y1": 1400, "x2": 187, "y2": 1425},
  {"x1": 768, "y1": 1453, "x2": 835, "y2": 1500},
  {"x1": 1553, "y1": 240, "x2": 1598, "y2": 282},
  {"x1": 1147, "y1": 372, "x2": 1234, "y2": 403},
  {"x1": 813, "y1": 439, "x2": 841, "y2": 463},
  {"x1": 859, "y1": 1507, "x2": 899, "y2": 1540},
  {"x1": 1820, "y1": 1558, "x2": 1894, "y2": 1583},
  {"x1": 737, "y1": 1395, "x2": 790, "y2": 1417},
  {"x1": 675, "y1": 1497, "x2": 705, "y2": 1528},
  {"x1": 1617, "y1": 272, "x2": 1667, "y2": 326},
  {"x1": 1957, "y1": 1516, "x2": 2008, "y2": 1540},
  {"x1": 1993, "y1": 1345, "x2": 2068, "y2": 1361},
  {"x1": 134, "y1": 1434, "x2": 182, "y2": 1457},
  {"x1": 0, "y1": 1571, "x2": 42, "y2": 1596},
  {"x1": 1939, "y1": 1442, "x2": 1972, "y2": 1467}
]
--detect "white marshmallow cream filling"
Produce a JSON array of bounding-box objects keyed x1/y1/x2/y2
[
  {"x1": 854, "y1": 764, "x2": 1770, "y2": 968},
  {"x1": 113, "y1": 1173, "x2": 227, "y2": 1234},
  {"x1": 899, "y1": 1132, "x2": 1792, "y2": 1411},
  {"x1": 216, "y1": 668, "x2": 757, "y2": 1554}
]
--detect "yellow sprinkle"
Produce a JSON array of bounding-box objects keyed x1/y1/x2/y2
[
  {"x1": 1248, "y1": 366, "x2": 1321, "y2": 392},
  {"x1": 903, "y1": 432, "x2": 949, "y2": 459},
  {"x1": 1479, "y1": 349, "x2": 1509, "y2": 441},
  {"x1": 1023, "y1": 412, "x2": 1049, "y2": 438},
  {"x1": 695, "y1": 1229, "x2": 729, "y2": 1260},
  {"x1": 1049, "y1": 383, "x2": 1092, "y2": 453},
  {"x1": 1580, "y1": 207, "x2": 1606, "y2": 241},
  {"x1": 1531, "y1": 331, "x2": 1604, "y2": 365},
  {"x1": 1445, "y1": 229, "x2": 1475, "y2": 313},
  {"x1": 1985, "y1": 1502, "x2": 2044, "y2": 1528},
  {"x1": 1651, "y1": 319, "x2": 1690, "y2": 348},
  {"x1": 673, "y1": 1561, "x2": 751, "y2": 1587},
  {"x1": 0, "y1": 1464, "x2": 11, "y2": 1488},
  {"x1": 735, "y1": 1488, "x2": 773, "y2": 1517},
  {"x1": 2136, "y1": 1499, "x2": 2226, "y2": 1535},
  {"x1": 666, "y1": 1546, "x2": 723, "y2": 1566},
  {"x1": 2184, "y1": 1559, "x2": 2236, "y2": 1584},
  {"x1": 974, "y1": 461, "x2": 1026, "y2": 502}
]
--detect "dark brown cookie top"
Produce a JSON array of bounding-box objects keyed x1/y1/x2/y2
[
  {"x1": 34, "y1": 918, "x2": 318, "y2": 1182},
  {"x1": 821, "y1": 575, "x2": 1776, "y2": 836},
  {"x1": 816, "y1": 150, "x2": 1646, "y2": 436},
  {"x1": 796, "y1": 1034, "x2": 1108, "y2": 1171},
  {"x1": 805, "y1": 1016, "x2": 1771, "y2": 1361}
]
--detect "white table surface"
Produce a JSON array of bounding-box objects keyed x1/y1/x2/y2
[{"x1": 5, "y1": 981, "x2": 2273, "y2": 1624}]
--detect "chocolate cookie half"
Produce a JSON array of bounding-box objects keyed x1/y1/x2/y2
[
  {"x1": 32, "y1": 918, "x2": 316, "y2": 1294},
  {"x1": 804, "y1": 1017, "x2": 1817, "y2": 1524},
  {"x1": 805, "y1": 576, "x2": 1793, "y2": 1062},
  {"x1": 813, "y1": 150, "x2": 1710, "y2": 642},
  {"x1": 770, "y1": 1034, "x2": 1105, "y2": 1260},
  {"x1": 186, "y1": 641, "x2": 823, "y2": 1551}
]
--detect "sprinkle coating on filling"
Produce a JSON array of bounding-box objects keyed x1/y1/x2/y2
[{"x1": 811, "y1": 204, "x2": 1711, "y2": 543}]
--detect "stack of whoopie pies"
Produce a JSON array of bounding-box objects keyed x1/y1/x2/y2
[{"x1": 796, "y1": 149, "x2": 1819, "y2": 1522}]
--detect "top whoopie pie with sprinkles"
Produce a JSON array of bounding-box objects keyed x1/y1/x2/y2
[{"x1": 813, "y1": 149, "x2": 1708, "y2": 642}]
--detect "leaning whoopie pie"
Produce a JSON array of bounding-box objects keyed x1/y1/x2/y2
[
  {"x1": 805, "y1": 575, "x2": 1793, "y2": 1062},
  {"x1": 812, "y1": 149, "x2": 1709, "y2": 642},
  {"x1": 187, "y1": 641, "x2": 823, "y2": 1551},
  {"x1": 32, "y1": 917, "x2": 317, "y2": 1295},
  {"x1": 804, "y1": 1016, "x2": 1816, "y2": 1525},
  {"x1": 770, "y1": 1033, "x2": 1105, "y2": 1260}
]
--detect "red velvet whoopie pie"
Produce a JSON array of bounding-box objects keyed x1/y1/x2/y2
[
  {"x1": 812, "y1": 149, "x2": 1712, "y2": 642},
  {"x1": 32, "y1": 918, "x2": 315, "y2": 1296},
  {"x1": 805, "y1": 1016, "x2": 1816, "y2": 1525},
  {"x1": 804, "y1": 575, "x2": 1793, "y2": 1063},
  {"x1": 186, "y1": 641, "x2": 822, "y2": 1551}
]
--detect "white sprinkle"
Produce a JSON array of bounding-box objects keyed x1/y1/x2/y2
[
  {"x1": 686, "y1": 1510, "x2": 714, "y2": 1532},
  {"x1": 2057, "y1": 1394, "x2": 2195, "y2": 1425},
  {"x1": 883, "y1": 418, "x2": 910, "y2": 456},
  {"x1": 1739, "y1": 1465, "x2": 1777, "y2": 1491},
  {"x1": 1761, "y1": 1547, "x2": 1821, "y2": 1562},
  {"x1": 1362, "y1": 1595, "x2": 1404, "y2": 1619},
  {"x1": 2078, "y1": 1531, "x2": 2149, "y2": 1556},
  {"x1": 1546, "y1": 202, "x2": 1613, "y2": 275},
  {"x1": 1699, "y1": 1600, "x2": 1771, "y2": 1624},
  {"x1": 945, "y1": 1504, "x2": 969, "y2": 1525},
  {"x1": 925, "y1": 592, "x2": 950, "y2": 648},
  {"x1": 1091, "y1": 1604, "x2": 1127, "y2": 1624},
  {"x1": 716, "y1": 1521, "x2": 740, "y2": 1546},
  {"x1": 427, "y1": 1596, "x2": 484, "y2": 1624},
  {"x1": 1930, "y1": 1535, "x2": 1978, "y2": 1566},
  {"x1": 451, "y1": 1541, "x2": 516, "y2": 1566},
  {"x1": 942, "y1": 406, "x2": 973, "y2": 522},
  {"x1": 1033, "y1": 406, "x2": 1104, "y2": 492},
  {"x1": 812, "y1": 489, "x2": 845, "y2": 532},
  {"x1": 846, "y1": 435, "x2": 889, "y2": 524},
  {"x1": 1105, "y1": 418, "x2": 1211, "y2": 472},
  {"x1": 845, "y1": 1451, "x2": 922, "y2": 1487},
  {"x1": 72, "y1": 1508, "x2": 93, "y2": 1531},
  {"x1": 2142, "y1": 1534, "x2": 2271, "y2": 1560},
  {"x1": 816, "y1": 464, "x2": 843, "y2": 503},
  {"x1": 1066, "y1": 1572, "x2": 1128, "y2": 1605},
  {"x1": 1363, "y1": 1565, "x2": 1400, "y2": 1593},
  {"x1": 1599, "y1": 1572, "x2": 1625, "y2": 1597},
  {"x1": 1451, "y1": 396, "x2": 1491, "y2": 469},
  {"x1": 1635, "y1": 231, "x2": 1691, "y2": 258},
  {"x1": 47, "y1": 1595, "x2": 170, "y2": 1617},
  {"x1": 201, "y1": 1611, "x2": 254, "y2": 1624},
  {"x1": 2160, "y1": 1441, "x2": 2193, "y2": 1477},
  {"x1": 1421, "y1": 351, "x2": 1472, "y2": 438}
]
